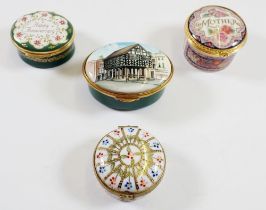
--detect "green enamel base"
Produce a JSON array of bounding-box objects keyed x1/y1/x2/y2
[
  {"x1": 89, "y1": 87, "x2": 164, "y2": 110},
  {"x1": 18, "y1": 44, "x2": 75, "y2": 69}
]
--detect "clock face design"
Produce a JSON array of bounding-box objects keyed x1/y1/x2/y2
[{"x1": 94, "y1": 126, "x2": 166, "y2": 195}]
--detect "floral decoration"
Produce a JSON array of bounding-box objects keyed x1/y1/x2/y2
[
  {"x1": 124, "y1": 181, "x2": 133, "y2": 190},
  {"x1": 12, "y1": 11, "x2": 72, "y2": 50},
  {"x1": 109, "y1": 176, "x2": 116, "y2": 186},
  {"x1": 102, "y1": 139, "x2": 109, "y2": 145},
  {"x1": 94, "y1": 126, "x2": 166, "y2": 194},
  {"x1": 99, "y1": 166, "x2": 106, "y2": 174},
  {"x1": 96, "y1": 152, "x2": 104, "y2": 159}
]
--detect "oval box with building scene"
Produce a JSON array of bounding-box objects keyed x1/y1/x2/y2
[
  {"x1": 82, "y1": 42, "x2": 174, "y2": 110},
  {"x1": 11, "y1": 11, "x2": 75, "y2": 68}
]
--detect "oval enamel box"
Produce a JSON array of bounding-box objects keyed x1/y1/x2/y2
[
  {"x1": 82, "y1": 42, "x2": 174, "y2": 110},
  {"x1": 94, "y1": 126, "x2": 166, "y2": 201},
  {"x1": 184, "y1": 5, "x2": 247, "y2": 71},
  {"x1": 11, "y1": 11, "x2": 75, "y2": 68}
]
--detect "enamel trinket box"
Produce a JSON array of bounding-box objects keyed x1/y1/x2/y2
[
  {"x1": 93, "y1": 126, "x2": 166, "y2": 201},
  {"x1": 184, "y1": 5, "x2": 247, "y2": 71},
  {"x1": 11, "y1": 11, "x2": 75, "y2": 68},
  {"x1": 82, "y1": 42, "x2": 173, "y2": 110}
]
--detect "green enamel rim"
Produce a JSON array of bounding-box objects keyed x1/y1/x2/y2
[
  {"x1": 89, "y1": 87, "x2": 164, "y2": 110},
  {"x1": 11, "y1": 11, "x2": 74, "y2": 53}
]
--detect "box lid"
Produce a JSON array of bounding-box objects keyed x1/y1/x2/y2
[
  {"x1": 185, "y1": 5, "x2": 247, "y2": 57},
  {"x1": 11, "y1": 11, "x2": 74, "y2": 57},
  {"x1": 94, "y1": 126, "x2": 166, "y2": 200}
]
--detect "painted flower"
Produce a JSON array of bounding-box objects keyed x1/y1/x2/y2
[
  {"x1": 102, "y1": 139, "x2": 109, "y2": 145},
  {"x1": 96, "y1": 152, "x2": 104, "y2": 159},
  {"x1": 143, "y1": 132, "x2": 150, "y2": 138},
  {"x1": 205, "y1": 42, "x2": 215, "y2": 48},
  {"x1": 219, "y1": 32, "x2": 228, "y2": 43},
  {"x1": 140, "y1": 178, "x2": 146, "y2": 187},
  {"x1": 30, "y1": 36, "x2": 49, "y2": 49},
  {"x1": 54, "y1": 16, "x2": 68, "y2": 29},
  {"x1": 124, "y1": 181, "x2": 133, "y2": 190},
  {"x1": 50, "y1": 31, "x2": 68, "y2": 45},
  {"x1": 16, "y1": 32, "x2": 23, "y2": 38},
  {"x1": 99, "y1": 166, "x2": 106, "y2": 173},
  {"x1": 128, "y1": 128, "x2": 134, "y2": 133},
  {"x1": 152, "y1": 142, "x2": 160, "y2": 149},
  {"x1": 221, "y1": 25, "x2": 233, "y2": 35},
  {"x1": 59, "y1": 20, "x2": 66, "y2": 25},
  {"x1": 151, "y1": 169, "x2": 159, "y2": 177},
  {"x1": 55, "y1": 35, "x2": 61, "y2": 41},
  {"x1": 110, "y1": 176, "x2": 116, "y2": 185},
  {"x1": 156, "y1": 156, "x2": 163, "y2": 164},
  {"x1": 127, "y1": 151, "x2": 134, "y2": 160},
  {"x1": 212, "y1": 60, "x2": 223, "y2": 65},
  {"x1": 113, "y1": 130, "x2": 120, "y2": 136}
]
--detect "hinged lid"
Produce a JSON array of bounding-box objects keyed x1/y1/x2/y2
[
  {"x1": 83, "y1": 42, "x2": 173, "y2": 102},
  {"x1": 11, "y1": 11, "x2": 74, "y2": 57},
  {"x1": 185, "y1": 5, "x2": 247, "y2": 57},
  {"x1": 94, "y1": 126, "x2": 166, "y2": 200}
]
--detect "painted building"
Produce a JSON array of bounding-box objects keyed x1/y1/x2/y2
[
  {"x1": 152, "y1": 53, "x2": 171, "y2": 80},
  {"x1": 100, "y1": 44, "x2": 155, "y2": 81},
  {"x1": 94, "y1": 44, "x2": 170, "y2": 82}
]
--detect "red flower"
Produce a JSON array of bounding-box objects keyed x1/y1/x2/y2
[
  {"x1": 140, "y1": 178, "x2": 146, "y2": 187},
  {"x1": 110, "y1": 176, "x2": 116, "y2": 185},
  {"x1": 114, "y1": 130, "x2": 120, "y2": 135},
  {"x1": 156, "y1": 156, "x2": 163, "y2": 163},
  {"x1": 34, "y1": 40, "x2": 41, "y2": 46},
  {"x1": 16, "y1": 32, "x2": 22, "y2": 38},
  {"x1": 221, "y1": 25, "x2": 233, "y2": 35},
  {"x1": 143, "y1": 132, "x2": 150, "y2": 138},
  {"x1": 22, "y1": 16, "x2": 27, "y2": 21},
  {"x1": 212, "y1": 60, "x2": 222, "y2": 65},
  {"x1": 55, "y1": 35, "x2": 61, "y2": 41},
  {"x1": 219, "y1": 32, "x2": 228, "y2": 43},
  {"x1": 59, "y1": 20, "x2": 65, "y2": 25},
  {"x1": 96, "y1": 152, "x2": 104, "y2": 159},
  {"x1": 127, "y1": 152, "x2": 134, "y2": 160}
]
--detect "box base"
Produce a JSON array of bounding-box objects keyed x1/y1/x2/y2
[
  {"x1": 89, "y1": 87, "x2": 164, "y2": 111},
  {"x1": 18, "y1": 44, "x2": 75, "y2": 69}
]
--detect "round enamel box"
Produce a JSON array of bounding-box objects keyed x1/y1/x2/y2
[
  {"x1": 82, "y1": 42, "x2": 173, "y2": 110},
  {"x1": 11, "y1": 11, "x2": 75, "y2": 68},
  {"x1": 94, "y1": 126, "x2": 166, "y2": 201},
  {"x1": 184, "y1": 5, "x2": 247, "y2": 71}
]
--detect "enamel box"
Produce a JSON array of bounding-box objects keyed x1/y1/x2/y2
[
  {"x1": 83, "y1": 42, "x2": 173, "y2": 110},
  {"x1": 184, "y1": 5, "x2": 247, "y2": 71},
  {"x1": 93, "y1": 126, "x2": 166, "y2": 201}
]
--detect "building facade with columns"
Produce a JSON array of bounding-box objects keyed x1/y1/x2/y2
[
  {"x1": 97, "y1": 44, "x2": 156, "y2": 82},
  {"x1": 92, "y1": 44, "x2": 170, "y2": 83}
]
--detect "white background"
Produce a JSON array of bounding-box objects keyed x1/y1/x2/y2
[{"x1": 0, "y1": 0, "x2": 265, "y2": 210}]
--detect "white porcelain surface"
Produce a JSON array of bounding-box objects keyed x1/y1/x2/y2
[{"x1": 94, "y1": 126, "x2": 165, "y2": 196}]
